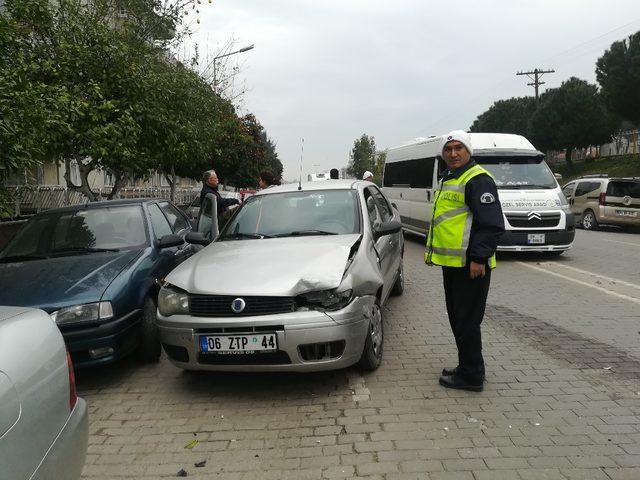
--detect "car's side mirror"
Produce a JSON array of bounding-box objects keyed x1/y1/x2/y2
[
  {"x1": 185, "y1": 231, "x2": 209, "y2": 246},
  {"x1": 373, "y1": 218, "x2": 402, "y2": 240},
  {"x1": 156, "y1": 234, "x2": 184, "y2": 249},
  {"x1": 197, "y1": 193, "x2": 219, "y2": 241}
]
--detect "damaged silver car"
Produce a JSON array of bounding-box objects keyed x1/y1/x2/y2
[{"x1": 156, "y1": 180, "x2": 404, "y2": 372}]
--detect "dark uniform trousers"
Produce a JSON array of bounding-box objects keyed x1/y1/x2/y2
[{"x1": 442, "y1": 264, "x2": 491, "y2": 382}]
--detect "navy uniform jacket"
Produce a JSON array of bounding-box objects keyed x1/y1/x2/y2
[{"x1": 441, "y1": 160, "x2": 505, "y2": 265}]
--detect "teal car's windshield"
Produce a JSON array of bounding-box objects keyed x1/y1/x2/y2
[
  {"x1": 476, "y1": 156, "x2": 557, "y2": 189},
  {"x1": 219, "y1": 190, "x2": 361, "y2": 240},
  {"x1": 0, "y1": 205, "x2": 148, "y2": 261}
]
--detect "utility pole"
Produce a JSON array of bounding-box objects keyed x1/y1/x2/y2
[{"x1": 516, "y1": 68, "x2": 555, "y2": 100}]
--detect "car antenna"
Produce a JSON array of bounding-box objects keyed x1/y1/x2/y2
[{"x1": 298, "y1": 137, "x2": 304, "y2": 191}]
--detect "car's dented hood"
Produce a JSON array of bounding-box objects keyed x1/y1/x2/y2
[{"x1": 166, "y1": 234, "x2": 361, "y2": 296}]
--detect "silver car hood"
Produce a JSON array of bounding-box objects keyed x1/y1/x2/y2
[{"x1": 166, "y1": 234, "x2": 361, "y2": 296}]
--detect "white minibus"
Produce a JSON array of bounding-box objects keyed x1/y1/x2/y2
[{"x1": 382, "y1": 133, "x2": 575, "y2": 254}]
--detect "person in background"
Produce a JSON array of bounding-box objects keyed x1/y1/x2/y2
[
  {"x1": 259, "y1": 171, "x2": 281, "y2": 189},
  {"x1": 425, "y1": 130, "x2": 504, "y2": 392},
  {"x1": 200, "y1": 169, "x2": 240, "y2": 220},
  {"x1": 329, "y1": 168, "x2": 340, "y2": 179},
  {"x1": 362, "y1": 171, "x2": 374, "y2": 182}
]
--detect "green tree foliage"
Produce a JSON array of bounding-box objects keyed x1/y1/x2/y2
[
  {"x1": 347, "y1": 134, "x2": 376, "y2": 180},
  {"x1": 0, "y1": 0, "x2": 280, "y2": 208},
  {"x1": 469, "y1": 97, "x2": 536, "y2": 137},
  {"x1": 0, "y1": 0, "x2": 59, "y2": 175},
  {"x1": 372, "y1": 150, "x2": 387, "y2": 185},
  {"x1": 596, "y1": 31, "x2": 640, "y2": 126},
  {"x1": 528, "y1": 77, "x2": 618, "y2": 167}
]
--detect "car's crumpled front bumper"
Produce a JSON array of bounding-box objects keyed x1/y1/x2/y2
[{"x1": 157, "y1": 296, "x2": 376, "y2": 372}]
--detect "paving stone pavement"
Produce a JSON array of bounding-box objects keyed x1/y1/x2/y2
[{"x1": 78, "y1": 237, "x2": 640, "y2": 480}]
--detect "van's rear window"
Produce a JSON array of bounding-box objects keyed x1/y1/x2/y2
[{"x1": 607, "y1": 181, "x2": 640, "y2": 198}]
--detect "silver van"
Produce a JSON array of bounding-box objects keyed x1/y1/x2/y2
[{"x1": 562, "y1": 175, "x2": 640, "y2": 231}]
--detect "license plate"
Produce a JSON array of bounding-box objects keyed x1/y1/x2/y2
[
  {"x1": 199, "y1": 333, "x2": 277, "y2": 353},
  {"x1": 615, "y1": 209, "x2": 637, "y2": 217},
  {"x1": 527, "y1": 233, "x2": 545, "y2": 244}
]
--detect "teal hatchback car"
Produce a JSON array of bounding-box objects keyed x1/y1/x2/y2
[{"x1": 0, "y1": 199, "x2": 195, "y2": 367}]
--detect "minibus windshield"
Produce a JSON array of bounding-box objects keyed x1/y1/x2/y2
[{"x1": 475, "y1": 156, "x2": 557, "y2": 189}]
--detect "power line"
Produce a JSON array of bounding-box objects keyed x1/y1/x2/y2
[
  {"x1": 516, "y1": 68, "x2": 555, "y2": 100},
  {"x1": 415, "y1": 18, "x2": 640, "y2": 137}
]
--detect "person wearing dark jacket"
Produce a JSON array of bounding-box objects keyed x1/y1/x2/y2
[
  {"x1": 425, "y1": 130, "x2": 505, "y2": 392},
  {"x1": 200, "y1": 170, "x2": 239, "y2": 220}
]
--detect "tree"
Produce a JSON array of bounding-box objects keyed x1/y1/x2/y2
[
  {"x1": 528, "y1": 77, "x2": 618, "y2": 168},
  {"x1": 373, "y1": 150, "x2": 387, "y2": 185},
  {"x1": 347, "y1": 134, "x2": 376, "y2": 180},
  {"x1": 596, "y1": 31, "x2": 640, "y2": 126},
  {"x1": 469, "y1": 97, "x2": 536, "y2": 137}
]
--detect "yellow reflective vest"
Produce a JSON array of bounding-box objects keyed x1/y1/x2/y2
[{"x1": 425, "y1": 164, "x2": 497, "y2": 268}]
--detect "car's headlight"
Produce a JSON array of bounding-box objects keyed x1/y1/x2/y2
[
  {"x1": 158, "y1": 285, "x2": 189, "y2": 316},
  {"x1": 297, "y1": 289, "x2": 353, "y2": 311},
  {"x1": 50, "y1": 301, "x2": 114, "y2": 326}
]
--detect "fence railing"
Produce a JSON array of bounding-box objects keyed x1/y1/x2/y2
[{"x1": 3, "y1": 185, "x2": 201, "y2": 219}]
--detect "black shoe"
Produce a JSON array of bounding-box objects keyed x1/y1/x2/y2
[
  {"x1": 439, "y1": 374, "x2": 483, "y2": 392},
  {"x1": 442, "y1": 366, "x2": 485, "y2": 382},
  {"x1": 442, "y1": 366, "x2": 458, "y2": 376}
]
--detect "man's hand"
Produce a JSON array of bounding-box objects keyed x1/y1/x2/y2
[{"x1": 469, "y1": 261, "x2": 486, "y2": 279}]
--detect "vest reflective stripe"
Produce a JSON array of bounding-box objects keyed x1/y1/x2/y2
[
  {"x1": 431, "y1": 206, "x2": 469, "y2": 227},
  {"x1": 439, "y1": 184, "x2": 465, "y2": 193},
  {"x1": 429, "y1": 247, "x2": 466, "y2": 256},
  {"x1": 425, "y1": 164, "x2": 497, "y2": 269}
]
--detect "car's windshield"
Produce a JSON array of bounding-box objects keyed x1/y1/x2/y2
[
  {"x1": 219, "y1": 190, "x2": 360, "y2": 240},
  {"x1": 0, "y1": 205, "x2": 148, "y2": 260},
  {"x1": 476, "y1": 156, "x2": 557, "y2": 189}
]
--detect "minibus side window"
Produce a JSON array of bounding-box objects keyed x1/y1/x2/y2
[{"x1": 383, "y1": 157, "x2": 435, "y2": 188}]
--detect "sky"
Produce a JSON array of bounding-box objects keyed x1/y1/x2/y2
[{"x1": 185, "y1": 0, "x2": 640, "y2": 181}]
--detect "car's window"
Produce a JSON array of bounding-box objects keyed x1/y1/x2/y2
[
  {"x1": 370, "y1": 187, "x2": 393, "y2": 222},
  {"x1": 562, "y1": 183, "x2": 575, "y2": 198},
  {"x1": 148, "y1": 204, "x2": 173, "y2": 239},
  {"x1": 0, "y1": 216, "x2": 49, "y2": 258},
  {"x1": 607, "y1": 181, "x2": 640, "y2": 198},
  {"x1": 0, "y1": 205, "x2": 148, "y2": 260},
  {"x1": 159, "y1": 202, "x2": 190, "y2": 233},
  {"x1": 363, "y1": 189, "x2": 382, "y2": 227},
  {"x1": 575, "y1": 181, "x2": 601, "y2": 197},
  {"x1": 219, "y1": 189, "x2": 360, "y2": 239}
]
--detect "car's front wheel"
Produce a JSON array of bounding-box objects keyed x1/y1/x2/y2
[
  {"x1": 358, "y1": 301, "x2": 383, "y2": 371},
  {"x1": 582, "y1": 210, "x2": 599, "y2": 230},
  {"x1": 137, "y1": 296, "x2": 161, "y2": 362}
]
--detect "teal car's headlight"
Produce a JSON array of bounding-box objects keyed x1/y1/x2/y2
[
  {"x1": 50, "y1": 301, "x2": 114, "y2": 326},
  {"x1": 297, "y1": 289, "x2": 353, "y2": 311},
  {"x1": 158, "y1": 285, "x2": 189, "y2": 316}
]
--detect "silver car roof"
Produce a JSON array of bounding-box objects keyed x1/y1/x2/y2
[{"x1": 254, "y1": 180, "x2": 372, "y2": 196}]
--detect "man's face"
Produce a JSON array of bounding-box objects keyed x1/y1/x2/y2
[
  {"x1": 442, "y1": 140, "x2": 471, "y2": 170},
  {"x1": 208, "y1": 171, "x2": 219, "y2": 187},
  {"x1": 364, "y1": 175, "x2": 373, "y2": 182}
]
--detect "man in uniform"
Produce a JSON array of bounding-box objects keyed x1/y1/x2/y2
[{"x1": 425, "y1": 131, "x2": 505, "y2": 392}]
